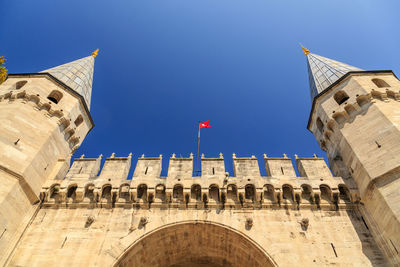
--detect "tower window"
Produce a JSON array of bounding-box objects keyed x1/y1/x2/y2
[
  {"x1": 333, "y1": 90, "x2": 349, "y2": 105},
  {"x1": 16, "y1": 80, "x2": 27, "y2": 90},
  {"x1": 67, "y1": 185, "x2": 77, "y2": 198},
  {"x1": 74, "y1": 115, "x2": 83, "y2": 127},
  {"x1": 47, "y1": 90, "x2": 63, "y2": 104},
  {"x1": 316, "y1": 117, "x2": 324, "y2": 132},
  {"x1": 372, "y1": 78, "x2": 390, "y2": 88}
]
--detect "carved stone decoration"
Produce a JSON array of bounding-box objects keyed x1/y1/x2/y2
[
  {"x1": 139, "y1": 216, "x2": 148, "y2": 227},
  {"x1": 246, "y1": 217, "x2": 253, "y2": 229},
  {"x1": 85, "y1": 216, "x2": 95, "y2": 228},
  {"x1": 300, "y1": 218, "x2": 309, "y2": 231}
]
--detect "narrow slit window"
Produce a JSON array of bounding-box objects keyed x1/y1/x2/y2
[
  {"x1": 390, "y1": 239, "x2": 399, "y2": 254},
  {"x1": 0, "y1": 229, "x2": 6, "y2": 240},
  {"x1": 212, "y1": 168, "x2": 215, "y2": 175},
  {"x1": 330, "y1": 243, "x2": 338, "y2": 257},
  {"x1": 361, "y1": 216, "x2": 369, "y2": 230},
  {"x1": 316, "y1": 117, "x2": 324, "y2": 132},
  {"x1": 145, "y1": 167, "x2": 148, "y2": 175},
  {"x1": 281, "y1": 167, "x2": 284, "y2": 175}
]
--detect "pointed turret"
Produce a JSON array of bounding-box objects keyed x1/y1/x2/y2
[
  {"x1": 40, "y1": 50, "x2": 98, "y2": 109},
  {"x1": 0, "y1": 50, "x2": 97, "y2": 262},
  {"x1": 302, "y1": 47, "x2": 362, "y2": 100}
]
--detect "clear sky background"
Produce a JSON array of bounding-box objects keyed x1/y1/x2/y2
[{"x1": 1, "y1": 0, "x2": 399, "y2": 176}]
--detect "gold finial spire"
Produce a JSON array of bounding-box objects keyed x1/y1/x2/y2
[
  {"x1": 0, "y1": 56, "x2": 7, "y2": 85},
  {"x1": 301, "y1": 46, "x2": 310, "y2": 55},
  {"x1": 91, "y1": 49, "x2": 99, "y2": 58}
]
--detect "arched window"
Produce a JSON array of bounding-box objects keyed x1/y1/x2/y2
[
  {"x1": 333, "y1": 90, "x2": 349, "y2": 105},
  {"x1": 67, "y1": 185, "x2": 77, "y2": 199},
  {"x1": 372, "y1": 78, "x2": 390, "y2": 88},
  {"x1": 263, "y1": 184, "x2": 275, "y2": 202},
  {"x1": 173, "y1": 184, "x2": 184, "y2": 201},
  {"x1": 47, "y1": 90, "x2": 63, "y2": 104},
  {"x1": 319, "y1": 185, "x2": 332, "y2": 203},
  {"x1": 84, "y1": 184, "x2": 95, "y2": 200},
  {"x1": 155, "y1": 184, "x2": 166, "y2": 202},
  {"x1": 74, "y1": 115, "x2": 83, "y2": 127},
  {"x1": 137, "y1": 184, "x2": 147, "y2": 201},
  {"x1": 102, "y1": 185, "x2": 112, "y2": 199},
  {"x1": 316, "y1": 117, "x2": 324, "y2": 132},
  {"x1": 209, "y1": 185, "x2": 220, "y2": 202},
  {"x1": 282, "y1": 185, "x2": 293, "y2": 202},
  {"x1": 301, "y1": 184, "x2": 312, "y2": 203},
  {"x1": 245, "y1": 184, "x2": 255, "y2": 201},
  {"x1": 16, "y1": 80, "x2": 27, "y2": 90}
]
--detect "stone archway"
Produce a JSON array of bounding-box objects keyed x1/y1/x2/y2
[{"x1": 114, "y1": 221, "x2": 277, "y2": 267}]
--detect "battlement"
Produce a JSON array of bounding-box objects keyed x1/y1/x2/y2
[{"x1": 40, "y1": 153, "x2": 359, "y2": 210}]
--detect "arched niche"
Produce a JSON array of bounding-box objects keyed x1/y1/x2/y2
[
  {"x1": 173, "y1": 184, "x2": 184, "y2": 202},
  {"x1": 245, "y1": 184, "x2": 255, "y2": 202},
  {"x1": 114, "y1": 221, "x2": 277, "y2": 267},
  {"x1": 263, "y1": 184, "x2": 275, "y2": 203},
  {"x1": 190, "y1": 184, "x2": 201, "y2": 201}
]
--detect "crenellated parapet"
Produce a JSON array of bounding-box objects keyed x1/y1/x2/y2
[
  {"x1": 133, "y1": 154, "x2": 162, "y2": 178},
  {"x1": 40, "y1": 153, "x2": 359, "y2": 210},
  {"x1": 264, "y1": 154, "x2": 296, "y2": 177}
]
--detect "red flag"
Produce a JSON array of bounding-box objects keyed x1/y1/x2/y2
[{"x1": 199, "y1": 120, "x2": 211, "y2": 129}]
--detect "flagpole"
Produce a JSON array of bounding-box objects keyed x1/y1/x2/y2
[{"x1": 196, "y1": 121, "x2": 201, "y2": 176}]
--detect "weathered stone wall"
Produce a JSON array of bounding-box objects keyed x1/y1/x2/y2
[
  {"x1": 308, "y1": 72, "x2": 400, "y2": 265},
  {"x1": 9, "y1": 203, "x2": 384, "y2": 266},
  {"x1": 6, "y1": 154, "x2": 386, "y2": 266},
  {"x1": 0, "y1": 75, "x2": 93, "y2": 265}
]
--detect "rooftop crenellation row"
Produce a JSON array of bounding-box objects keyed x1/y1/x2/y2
[
  {"x1": 40, "y1": 153, "x2": 358, "y2": 210},
  {"x1": 57, "y1": 153, "x2": 335, "y2": 182}
]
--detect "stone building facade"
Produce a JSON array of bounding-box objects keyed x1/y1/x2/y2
[{"x1": 0, "y1": 48, "x2": 399, "y2": 266}]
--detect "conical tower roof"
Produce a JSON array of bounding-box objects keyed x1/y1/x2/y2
[
  {"x1": 302, "y1": 47, "x2": 363, "y2": 100},
  {"x1": 41, "y1": 50, "x2": 98, "y2": 109}
]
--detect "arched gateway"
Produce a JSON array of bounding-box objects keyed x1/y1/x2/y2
[{"x1": 114, "y1": 221, "x2": 277, "y2": 267}]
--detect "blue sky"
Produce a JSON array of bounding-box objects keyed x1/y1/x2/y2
[{"x1": 1, "y1": 0, "x2": 399, "y2": 176}]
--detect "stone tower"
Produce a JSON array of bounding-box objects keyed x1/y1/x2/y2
[
  {"x1": 0, "y1": 51, "x2": 96, "y2": 264},
  {"x1": 304, "y1": 47, "x2": 400, "y2": 265}
]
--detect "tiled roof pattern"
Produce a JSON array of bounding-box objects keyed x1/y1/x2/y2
[
  {"x1": 41, "y1": 56, "x2": 95, "y2": 109},
  {"x1": 307, "y1": 53, "x2": 362, "y2": 100}
]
